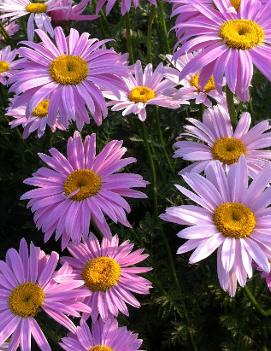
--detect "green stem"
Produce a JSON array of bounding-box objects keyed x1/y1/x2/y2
[
  {"x1": 226, "y1": 86, "x2": 237, "y2": 127},
  {"x1": 155, "y1": 108, "x2": 175, "y2": 174},
  {"x1": 147, "y1": 6, "x2": 156, "y2": 63},
  {"x1": 157, "y1": 0, "x2": 170, "y2": 53},
  {"x1": 125, "y1": 13, "x2": 135, "y2": 64},
  {"x1": 0, "y1": 21, "x2": 10, "y2": 43},
  {"x1": 244, "y1": 286, "x2": 271, "y2": 317}
]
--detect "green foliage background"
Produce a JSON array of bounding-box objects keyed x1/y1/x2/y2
[{"x1": 1, "y1": 1, "x2": 271, "y2": 350}]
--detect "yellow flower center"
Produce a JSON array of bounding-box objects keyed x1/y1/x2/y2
[
  {"x1": 64, "y1": 169, "x2": 101, "y2": 201},
  {"x1": 230, "y1": 0, "x2": 240, "y2": 11},
  {"x1": 82, "y1": 257, "x2": 121, "y2": 291},
  {"x1": 0, "y1": 61, "x2": 9, "y2": 73},
  {"x1": 25, "y1": 3, "x2": 48, "y2": 13},
  {"x1": 190, "y1": 74, "x2": 216, "y2": 92},
  {"x1": 49, "y1": 55, "x2": 88, "y2": 85},
  {"x1": 214, "y1": 202, "x2": 256, "y2": 238},
  {"x1": 90, "y1": 347, "x2": 113, "y2": 351},
  {"x1": 9, "y1": 283, "x2": 45, "y2": 318},
  {"x1": 128, "y1": 86, "x2": 156, "y2": 103},
  {"x1": 211, "y1": 137, "x2": 246, "y2": 165},
  {"x1": 32, "y1": 99, "x2": 49, "y2": 118},
  {"x1": 219, "y1": 19, "x2": 264, "y2": 50}
]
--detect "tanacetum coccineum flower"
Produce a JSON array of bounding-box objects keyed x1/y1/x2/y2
[
  {"x1": 21, "y1": 131, "x2": 148, "y2": 249},
  {"x1": 174, "y1": 105, "x2": 271, "y2": 177},
  {"x1": 60, "y1": 319, "x2": 143, "y2": 351},
  {"x1": 0, "y1": 0, "x2": 68, "y2": 40},
  {"x1": 0, "y1": 46, "x2": 17, "y2": 85},
  {"x1": 96, "y1": 0, "x2": 156, "y2": 16},
  {"x1": 105, "y1": 60, "x2": 187, "y2": 122},
  {"x1": 173, "y1": 0, "x2": 271, "y2": 101},
  {"x1": 58, "y1": 235, "x2": 152, "y2": 320},
  {"x1": 0, "y1": 238, "x2": 90, "y2": 350},
  {"x1": 160, "y1": 157, "x2": 271, "y2": 296},
  {"x1": 9, "y1": 26, "x2": 127, "y2": 129}
]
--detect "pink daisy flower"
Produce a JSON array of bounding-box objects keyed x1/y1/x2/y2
[
  {"x1": 58, "y1": 235, "x2": 152, "y2": 320},
  {"x1": 174, "y1": 105, "x2": 271, "y2": 177},
  {"x1": 48, "y1": 0, "x2": 98, "y2": 25},
  {"x1": 0, "y1": 46, "x2": 17, "y2": 85},
  {"x1": 9, "y1": 26, "x2": 127, "y2": 129},
  {"x1": 105, "y1": 60, "x2": 186, "y2": 122},
  {"x1": 0, "y1": 21, "x2": 19, "y2": 41},
  {"x1": 0, "y1": 0, "x2": 68, "y2": 40},
  {"x1": 21, "y1": 131, "x2": 148, "y2": 249},
  {"x1": 173, "y1": 0, "x2": 271, "y2": 101},
  {"x1": 60, "y1": 319, "x2": 143, "y2": 351},
  {"x1": 160, "y1": 157, "x2": 271, "y2": 296},
  {"x1": 0, "y1": 238, "x2": 91, "y2": 350},
  {"x1": 96, "y1": 0, "x2": 156, "y2": 16},
  {"x1": 165, "y1": 53, "x2": 226, "y2": 107},
  {"x1": 7, "y1": 95, "x2": 65, "y2": 139}
]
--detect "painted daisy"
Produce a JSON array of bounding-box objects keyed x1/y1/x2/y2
[
  {"x1": 0, "y1": 0, "x2": 68, "y2": 40},
  {"x1": 174, "y1": 105, "x2": 271, "y2": 177},
  {"x1": 60, "y1": 318, "x2": 143, "y2": 351},
  {"x1": 96, "y1": 0, "x2": 156, "y2": 16},
  {"x1": 9, "y1": 26, "x2": 127, "y2": 130},
  {"x1": 160, "y1": 157, "x2": 271, "y2": 296},
  {"x1": 173, "y1": 0, "x2": 271, "y2": 101},
  {"x1": 0, "y1": 46, "x2": 17, "y2": 85},
  {"x1": 165, "y1": 53, "x2": 226, "y2": 107},
  {"x1": 58, "y1": 235, "x2": 152, "y2": 320},
  {"x1": 0, "y1": 238, "x2": 90, "y2": 350},
  {"x1": 21, "y1": 131, "x2": 148, "y2": 249},
  {"x1": 105, "y1": 60, "x2": 186, "y2": 122}
]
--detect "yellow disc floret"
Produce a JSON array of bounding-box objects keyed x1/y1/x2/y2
[
  {"x1": 219, "y1": 19, "x2": 264, "y2": 50},
  {"x1": 9, "y1": 282, "x2": 45, "y2": 318},
  {"x1": 190, "y1": 74, "x2": 216, "y2": 92},
  {"x1": 25, "y1": 3, "x2": 48, "y2": 13},
  {"x1": 32, "y1": 99, "x2": 49, "y2": 118},
  {"x1": 211, "y1": 137, "x2": 246, "y2": 165},
  {"x1": 64, "y1": 169, "x2": 101, "y2": 201},
  {"x1": 128, "y1": 86, "x2": 156, "y2": 103},
  {"x1": 0, "y1": 61, "x2": 9, "y2": 73},
  {"x1": 82, "y1": 257, "x2": 121, "y2": 291},
  {"x1": 49, "y1": 55, "x2": 88, "y2": 85},
  {"x1": 214, "y1": 202, "x2": 256, "y2": 238},
  {"x1": 90, "y1": 346, "x2": 113, "y2": 351}
]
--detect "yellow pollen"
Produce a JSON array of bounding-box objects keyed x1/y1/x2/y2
[
  {"x1": 82, "y1": 257, "x2": 121, "y2": 291},
  {"x1": 49, "y1": 55, "x2": 88, "y2": 85},
  {"x1": 190, "y1": 74, "x2": 216, "y2": 92},
  {"x1": 64, "y1": 169, "x2": 101, "y2": 201},
  {"x1": 25, "y1": 3, "x2": 48, "y2": 13},
  {"x1": 128, "y1": 86, "x2": 156, "y2": 103},
  {"x1": 9, "y1": 283, "x2": 45, "y2": 318},
  {"x1": 0, "y1": 61, "x2": 9, "y2": 73},
  {"x1": 211, "y1": 137, "x2": 246, "y2": 165},
  {"x1": 32, "y1": 99, "x2": 49, "y2": 118},
  {"x1": 90, "y1": 346, "x2": 113, "y2": 351},
  {"x1": 214, "y1": 202, "x2": 256, "y2": 238},
  {"x1": 219, "y1": 19, "x2": 264, "y2": 50},
  {"x1": 230, "y1": 0, "x2": 240, "y2": 11}
]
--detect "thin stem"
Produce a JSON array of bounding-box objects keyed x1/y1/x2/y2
[
  {"x1": 243, "y1": 286, "x2": 271, "y2": 317},
  {"x1": 157, "y1": 0, "x2": 170, "y2": 53},
  {"x1": 155, "y1": 108, "x2": 175, "y2": 174},
  {"x1": 226, "y1": 86, "x2": 237, "y2": 127},
  {"x1": 0, "y1": 21, "x2": 10, "y2": 43},
  {"x1": 147, "y1": 6, "x2": 156, "y2": 63},
  {"x1": 125, "y1": 13, "x2": 135, "y2": 64}
]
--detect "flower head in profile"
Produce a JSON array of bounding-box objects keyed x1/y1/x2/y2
[
  {"x1": 105, "y1": 60, "x2": 186, "y2": 122},
  {"x1": 60, "y1": 318, "x2": 143, "y2": 351},
  {"x1": 10, "y1": 26, "x2": 127, "y2": 130},
  {"x1": 173, "y1": 0, "x2": 271, "y2": 101},
  {"x1": 0, "y1": 21, "x2": 19, "y2": 41},
  {"x1": 174, "y1": 105, "x2": 271, "y2": 177},
  {"x1": 8, "y1": 94, "x2": 65, "y2": 139},
  {"x1": 160, "y1": 157, "x2": 271, "y2": 296},
  {"x1": 21, "y1": 131, "x2": 148, "y2": 249},
  {"x1": 0, "y1": 238, "x2": 90, "y2": 350},
  {"x1": 59, "y1": 235, "x2": 152, "y2": 320},
  {"x1": 165, "y1": 54, "x2": 226, "y2": 108},
  {"x1": 96, "y1": 0, "x2": 156, "y2": 16},
  {"x1": 0, "y1": 46, "x2": 17, "y2": 85},
  {"x1": 0, "y1": 0, "x2": 68, "y2": 40}
]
